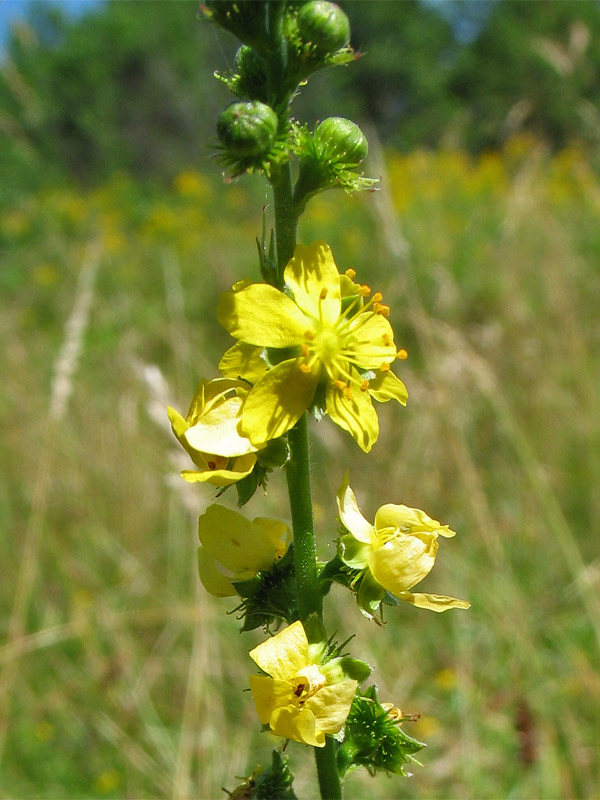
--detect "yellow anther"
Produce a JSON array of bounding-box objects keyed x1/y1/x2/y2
[
  {"x1": 376, "y1": 304, "x2": 390, "y2": 316},
  {"x1": 343, "y1": 386, "x2": 353, "y2": 399},
  {"x1": 334, "y1": 379, "x2": 347, "y2": 390},
  {"x1": 372, "y1": 292, "x2": 383, "y2": 303},
  {"x1": 380, "y1": 362, "x2": 391, "y2": 372},
  {"x1": 360, "y1": 379, "x2": 370, "y2": 391},
  {"x1": 345, "y1": 268, "x2": 356, "y2": 280},
  {"x1": 304, "y1": 329, "x2": 315, "y2": 341},
  {"x1": 319, "y1": 287, "x2": 328, "y2": 300},
  {"x1": 359, "y1": 284, "x2": 371, "y2": 297},
  {"x1": 383, "y1": 334, "x2": 391, "y2": 347},
  {"x1": 301, "y1": 343, "x2": 310, "y2": 358},
  {"x1": 397, "y1": 348, "x2": 408, "y2": 360},
  {"x1": 299, "y1": 363, "x2": 313, "y2": 373}
]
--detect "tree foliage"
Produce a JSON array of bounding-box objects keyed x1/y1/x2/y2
[{"x1": 2, "y1": 0, "x2": 600, "y2": 190}]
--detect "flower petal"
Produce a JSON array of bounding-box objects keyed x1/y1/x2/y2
[
  {"x1": 241, "y1": 359, "x2": 319, "y2": 445},
  {"x1": 346, "y1": 313, "x2": 396, "y2": 368},
  {"x1": 375, "y1": 504, "x2": 455, "y2": 538},
  {"x1": 197, "y1": 548, "x2": 235, "y2": 597},
  {"x1": 218, "y1": 283, "x2": 308, "y2": 348},
  {"x1": 249, "y1": 676, "x2": 292, "y2": 726},
  {"x1": 336, "y1": 475, "x2": 374, "y2": 544},
  {"x1": 369, "y1": 533, "x2": 438, "y2": 595},
  {"x1": 218, "y1": 342, "x2": 268, "y2": 384},
  {"x1": 180, "y1": 453, "x2": 256, "y2": 486},
  {"x1": 185, "y1": 395, "x2": 257, "y2": 457},
  {"x1": 326, "y1": 377, "x2": 379, "y2": 453},
  {"x1": 305, "y1": 680, "x2": 357, "y2": 734},
  {"x1": 269, "y1": 705, "x2": 325, "y2": 747},
  {"x1": 367, "y1": 371, "x2": 408, "y2": 405},
  {"x1": 284, "y1": 241, "x2": 341, "y2": 326},
  {"x1": 398, "y1": 591, "x2": 471, "y2": 612},
  {"x1": 198, "y1": 505, "x2": 277, "y2": 574},
  {"x1": 253, "y1": 518, "x2": 291, "y2": 558},
  {"x1": 249, "y1": 620, "x2": 309, "y2": 681},
  {"x1": 167, "y1": 406, "x2": 188, "y2": 439}
]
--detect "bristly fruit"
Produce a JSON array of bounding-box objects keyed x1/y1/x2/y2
[
  {"x1": 297, "y1": 1, "x2": 351, "y2": 56},
  {"x1": 217, "y1": 101, "x2": 279, "y2": 158},
  {"x1": 234, "y1": 45, "x2": 269, "y2": 102}
]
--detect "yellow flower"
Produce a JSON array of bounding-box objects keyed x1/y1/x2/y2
[
  {"x1": 249, "y1": 621, "x2": 358, "y2": 747},
  {"x1": 337, "y1": 475, "x2": 470, "y2": 614},
  {"x1": 167, "y1": 378, "x2": 259, "y2": 487},
  {"x1": 198, "y1": 505, "x2": 290, "y2": 596},
  {"x1": 217, "y1": 241, "x2": 407, "y2": 452}
]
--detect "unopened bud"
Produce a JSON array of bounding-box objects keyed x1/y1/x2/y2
[
  {"x1": 297, "y1": 1, "x2": 351, "y2": 56},
  {"x1": 315, "y1": 117, "x2": 368, "y2": 164},
  {"x1": 217, "y1": 101, "x2": 278, "y2": 158}
]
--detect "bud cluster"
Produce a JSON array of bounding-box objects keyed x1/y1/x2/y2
[{"x1": 207, "y1": 0, "x2": 375, "y2": 200}]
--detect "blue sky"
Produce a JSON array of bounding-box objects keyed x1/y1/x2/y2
[{"x1": 0, "y1": 0, "x2": 101, "y2": 52}]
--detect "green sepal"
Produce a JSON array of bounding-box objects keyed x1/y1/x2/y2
[
  {"x1": 232, "y1": 545, "x2": 298, "y2": 631},
  {"x1": 337, "y1": 685, "x2": 426, "y2": 778},
  {"x1": 293, "y1": 121, "x2": 378, "y2": 211},
  {"x1": 254, "y1": 750, "x2": 298, "y2": 799},
  {"x1": 235, "y1": 464, "x2": 268, "y2": 507},
  {"x1": 339, "y1": 533, "x2": 369, "y2": 570},
  {"x1": 356, "y1": 569, "x2": 386, "y2": 619},
  {"x1": 256, "y1": 437, "x2": 290, "y2": 469},
  {"x1": 321, "y1": 655, "x2": 372, "y2": 684}
]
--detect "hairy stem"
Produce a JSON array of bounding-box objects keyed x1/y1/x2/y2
[{"x1": 315, "y1": 736, "x2": 343, "y2": 800}]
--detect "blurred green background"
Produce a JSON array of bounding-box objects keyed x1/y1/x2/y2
[{"x1": 2, "y1": 1, "x2": 600, "y2": 798}]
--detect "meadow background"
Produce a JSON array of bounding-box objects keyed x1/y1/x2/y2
[{"x1": 2, "y1": 2, "x2": 600, "y2": 798}]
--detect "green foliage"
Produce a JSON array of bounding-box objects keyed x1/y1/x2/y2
[{"x1": 233, "y1": 544, "x2": 299, "y2": 631}]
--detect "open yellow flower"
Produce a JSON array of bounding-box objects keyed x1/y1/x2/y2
[
  {"x1": 249, "y1": 621, "x2": 358, "y2": 747},
  {"x1": 217, "y1": 241, "x2": 407, "y2": 452},
  {"x1": 197, "y1": 504, "x2": 290, "y2": 597},
  {"x1": 337, "y1": 474, "x2": 470, "y2": 615},
  {"x1": 167, "y1": 378, "x2": 259, "y2": 487}
]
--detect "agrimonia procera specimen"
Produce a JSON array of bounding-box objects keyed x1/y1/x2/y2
[{"x1": 168, "y1": 3, "x2": 470, "y2": 796}]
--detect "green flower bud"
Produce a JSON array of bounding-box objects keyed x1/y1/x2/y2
[
  {"x1": 217, "y1": 101, "x2": 278, "y2": 158},
  {"x1": 315, "y1": 117, "x2": 368, "y2": 164},
  {"x1": 297, "y1": 1, "x2": 350, "y2": 55},
  {"x1": 234, "y1": 45, "x2": 268, "y2": 101}
]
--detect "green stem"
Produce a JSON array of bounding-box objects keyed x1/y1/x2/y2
[
  {"x1": 315, "y1": 737, "x2": 343, "y2": 800},
  {"x1": 285, "y1": 415, "x2": 320, "y2": 621},
  {"x1": 272, "y1": 162, "x2": 298, "y2": 279}
]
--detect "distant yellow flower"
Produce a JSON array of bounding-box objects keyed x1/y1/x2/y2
[
  {"x1": 337, "y1": 474, "x2": 470, "y2": 615},
  {"x1": 167, "y1": 378, "x2": 259, "y2": 486},
  {"x1": 249, "y1": 621, "x2": 357, "y2": 747},
  {"x1": 198, "y1": 505, "x2": 290, "y2": 596},
  {"x1": 217, "y1": 241, "x2": 407, "y2": 453}
]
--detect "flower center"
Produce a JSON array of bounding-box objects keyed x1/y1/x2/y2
[
  {"x1": 298, "y1": 281, "x2": 400, "y2": 398},
  {"x1": 291, "y1": 664, "x2": 327, "y2": 707}
]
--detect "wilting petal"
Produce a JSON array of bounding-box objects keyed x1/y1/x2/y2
[
  {"x1": 241, "y1": 359, "x2": 319, "y2": 445},
  {"x1": 336, "y1": 476, "x2": 374, "y2": 544},
  {"x1": 367, "y1": 371, "x2": 408, "y2": 405},
  {"x1": 326, "y1": 376, "x2": 379, "y2": 453},
  {"x1": 249, "y1": 620, "x2": 309, "y2": 681},
  {"x1": 398, "y1": 591, "x2": 471, "y2": 612},
  {"x1": 218, "y1": 283, "x2": 307, "y2": 348},
  {"x1": 284, "y1": 241, "x2": 341, "y2": 326}
]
